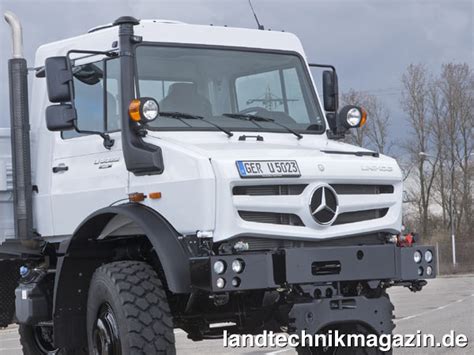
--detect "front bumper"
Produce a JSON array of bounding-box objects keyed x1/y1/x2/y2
[{"x1": 190, "y1": 244, "x2": 436, "y2": 292}]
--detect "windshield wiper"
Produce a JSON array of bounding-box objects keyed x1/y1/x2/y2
[
  {"x1": 222, "y1": 113, "x2": 303, "y2": 140},
  {"x1": 158, "y1": 112, "x2": 233, "y2": 138}
]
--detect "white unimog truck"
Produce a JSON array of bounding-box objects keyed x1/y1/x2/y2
[{"x1": 0, "y1": 11, "x2": 436, "y2": 354}]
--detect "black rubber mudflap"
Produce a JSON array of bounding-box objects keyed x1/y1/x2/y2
[{"x1": 0, "y1": 259, "x2": 21, "y2": 327}]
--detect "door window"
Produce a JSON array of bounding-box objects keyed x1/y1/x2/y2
[{"x1": 62, "y1": 58, "x2": 120, "y2": 139}]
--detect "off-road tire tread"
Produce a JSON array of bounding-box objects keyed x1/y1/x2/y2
[
  {"x1": 20, "y1": 324, "x2": 87, "y2": 354},
  {"x1": 90, "y1": 260, "x2": 175, "y2": 354}
]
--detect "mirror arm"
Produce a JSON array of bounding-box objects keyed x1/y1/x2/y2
[
  {"x1": 100, "y1": 133, "x2": 115, "y2": 150},
  {"x1": 72, "y1": 121, "x2": 115, "y2": 150},
  {"x1": 326, "y1": 129, "x2": 345, "y2": 140},
  {"x1": 309, "y1": 63, "x2": 337, "y2": 75}
]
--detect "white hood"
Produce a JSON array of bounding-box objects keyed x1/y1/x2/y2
[{"x1": 143, "y1": 131, "x2": 403, "y2": 242}]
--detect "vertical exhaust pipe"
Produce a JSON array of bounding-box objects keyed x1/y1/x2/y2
[{"x1": 4, "y1": 11, "x2": 34, "y2": 240}]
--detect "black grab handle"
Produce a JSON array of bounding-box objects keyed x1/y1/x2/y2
[{"x1": 52, "y1": 165, "x2": 69, "y2": 173}]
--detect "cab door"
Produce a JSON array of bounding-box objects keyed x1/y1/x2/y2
[{"x1": 50, "y1": 58, "x2": 127, "y2": 236}]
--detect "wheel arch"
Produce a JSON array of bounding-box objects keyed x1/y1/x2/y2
[{"x1": 52, "y1": 203, "x2": 190, "y2": 348}]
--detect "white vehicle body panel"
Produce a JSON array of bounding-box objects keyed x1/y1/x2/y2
[
  {"x1": 142, "y1": 131, "x2": 402, "y2": 242},
  {"x1": 0, "y1": 20, "x2": 403, "y2": 242}
]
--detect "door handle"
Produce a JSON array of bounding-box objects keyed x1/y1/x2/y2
[{"x1": 52, "y1": 165, "x2": 69, "y2": 173}]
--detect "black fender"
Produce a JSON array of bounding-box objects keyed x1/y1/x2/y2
[{"x1": 52, "y1": 203, "x2": 190, "y2": 348}]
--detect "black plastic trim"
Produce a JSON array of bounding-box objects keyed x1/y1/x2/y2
[
  {"x1": 116, "y1": 19, "x2": 164, "y2": 175},
  {"x1": 52, "y1": 203, "x2": 190, "y2": 347}
]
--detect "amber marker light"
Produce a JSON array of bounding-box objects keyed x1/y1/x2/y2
[
  {"x1": 149, "y1": 192, "x2": 162, "y2": 199},
  {"x1": 128, "y1": 192, "x2": 146, "y2": 202},
  {"x1": 360, "y1": 108, "x2": 368, "y2": 127},
  {"x1": 128, "y1": 97, "x2": 159, "y2": 123},
  {"x1": 129, "y1": 99, "x2": 141, "y2": 122}
]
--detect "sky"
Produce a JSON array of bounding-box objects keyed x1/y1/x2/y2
[{"x1": 0, "y1": 0, "x2": 472, "y2": 150}]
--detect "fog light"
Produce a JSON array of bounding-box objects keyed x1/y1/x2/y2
[
  {"x1": 231, "y1": 277, "x2": 241, "y2": 287},
  {"x1": 232, "y1": 259, "x2": 245, "y2": 273},
  {"x1": 418, "y1": 266, "x2": 424, "y2": 276},
  {"x1": 414, "y1": 250, "x2": 422, "y2": 263},
  {"x1": 213, "y1": 260, "x2": 226, "y2": 275},
  {"x1": 426, "y1": 266, "x2": 433, "y2": 276},
  {"x1": 424, "y1": 250, "x2": 433, "y2": 263},
  {"x1": 216, "y1": 278, "x2": 226, "y2": 289}
]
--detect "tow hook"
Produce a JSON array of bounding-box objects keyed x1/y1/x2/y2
[{"x1": 408, "y1": 280, "x2": 428, "y2": 292}]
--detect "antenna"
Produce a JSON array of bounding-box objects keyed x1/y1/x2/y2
[{"x1": 248, "y1": 0, "x2": 264, "y2": 30}]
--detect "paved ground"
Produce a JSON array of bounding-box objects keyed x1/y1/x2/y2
[{"x1": 1, "y1": 275, "x2": 472, "y2": 354}]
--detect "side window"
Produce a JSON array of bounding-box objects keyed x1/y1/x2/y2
[
  {"x1": 62, "y1": 58, "x2": 120, "y2": 139},
  {"x1": 235, "y1": 70, "x2": 283, "y2": 112}
]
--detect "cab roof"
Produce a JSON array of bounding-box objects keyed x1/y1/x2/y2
[{"x1": 35, "y1": 19, "x2": 306, "y2": 67}]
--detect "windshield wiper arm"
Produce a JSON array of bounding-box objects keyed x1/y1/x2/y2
[
  {"x1": 222, "y1": 113, "x2": 303, "y2": 140},
  {"x1": 159, "y1": 112, "x2": 233, "y2": 138}
]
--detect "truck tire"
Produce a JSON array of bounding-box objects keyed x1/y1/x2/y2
[
  {"x1": 19, "y1": 324, "x2": 87, "y2": 355},
  {"x1": 296, "y1": 323, "x2": 391, "y2": 355},
  {"x1": 19, "y1": 324, "x2": 58, "y2": 354},
  {"x1": 86, "y1": 260, "x2": 176, "y2": 354}
]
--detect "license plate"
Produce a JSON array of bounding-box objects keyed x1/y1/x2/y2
[{"x1": 236, "y1": 160, "x2": 301, "y2": 178}]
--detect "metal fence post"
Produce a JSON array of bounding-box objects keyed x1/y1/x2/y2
[{"x1": 436, "y1": 242, "x2": 440, "y2": 275}]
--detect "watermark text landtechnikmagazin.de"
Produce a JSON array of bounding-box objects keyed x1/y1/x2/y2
[{"x1": 223, "y1": 330, "x2": 469, "y2": 352}]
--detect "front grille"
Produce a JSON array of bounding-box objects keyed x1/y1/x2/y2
[
  {"x1": 233, "y1": 183, "x2": 394, "y2": 230},
  {"x1": 331, "y1": 184, "x2": 394, "y2": 195},
  {"x1": 233, "y1": 184, "x2": 307, "y2": 196},
  {"x1": 333, "y1": 208, "x2": 389, "y2": 225},
  {"x1": 238, "y1": 211, "x2": 305, "y2": 226}
]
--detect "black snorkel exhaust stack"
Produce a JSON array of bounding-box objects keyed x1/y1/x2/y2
[{"x1": 4, "y1": 11, "x2": 34, "y2": 241}]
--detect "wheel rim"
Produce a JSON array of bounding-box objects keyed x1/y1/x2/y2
[
  {"x1": 92, "y1": 303, "x2": 122, "y2": 355},
  {"x1": 32, "y1": 325, "x2": 58, "y2": 354}
]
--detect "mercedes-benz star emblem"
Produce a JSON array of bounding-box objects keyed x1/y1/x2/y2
[{"x1": 309, "y1": 185, "x2": 339, "y2": 225}]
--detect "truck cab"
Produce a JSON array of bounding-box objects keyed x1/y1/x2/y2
[{"x1": 0, "y1": 14, "x2": 436, "y2": 354}]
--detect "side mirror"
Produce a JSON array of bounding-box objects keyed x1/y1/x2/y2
[
  {"x1": 45, "y1": 56, "x2": 73, "y2": 103},
  {"x1": 46, "y1": 104, "x2": 77, "y2": 131},
  {"x1": 337, "y1": 105, "x2": 367, "y2": 131},
  {"x1": 322, "y1": 70, "x2": 339, "y2": 112}
]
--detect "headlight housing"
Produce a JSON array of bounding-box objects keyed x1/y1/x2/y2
[
  {"x1": 338, "y1": 105, "x2": 367, "y2": 129},
  {"x1": 129, "y1": 97, "x2": 159, "y2": 123},
  {"x1": 414, "y1": 250, "x2": 422, "y2": 263},
  {"x1": 216, "y1": 278, "x2": 226, "y2": 289},
  {"x1": 347, "y1": 108, "x2": 362, "y2": 127},
  {"x1": 213, "y1": 260, "x2": 226, "y2": 275},
  {"x1": 231, "y1": 259, "x2": 245, "y2": 274},
  {"x1": 424, "y1": 250, "x2": 433, "y2": 263}
]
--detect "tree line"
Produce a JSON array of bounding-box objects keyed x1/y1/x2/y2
[{"x1": 342, "y1": 63, "x2": 473, "y2": 246}]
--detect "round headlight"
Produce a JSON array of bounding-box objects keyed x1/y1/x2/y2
[
  {"x1": 414, "y1": 250, "x2": 422, "y2": 263},
  {"x1": 231, "y1": 259, "x2": 245, "y2": 274},
  {"x1": 142, "y1": 99, "x2": 159, "y2": 121},
  {"x1": 213, "y1": 260, "x2": 226, "y2": 275},
  {"x1": 424, "y1": 250, "x2": 433, "y2": 263},
  {"x1": 417, "y1": 266, "x2": 424, "y2": 276},
  {"x1": 231, "y1": 277, "x2": 241, "y2": 287},
  {"x1": 216, "y1": 278, "x2": 226, "y2": 289},
  {"x1": 346, "y1": 108, "x2": 362, "y2": 127},
  {"x1": 426, "y1": 266, "x2": 433, "y2": 276}
]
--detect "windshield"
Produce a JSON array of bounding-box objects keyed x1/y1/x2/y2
[{"x1": 135, "y1": 45, "x2": 325, "y2": 134}]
